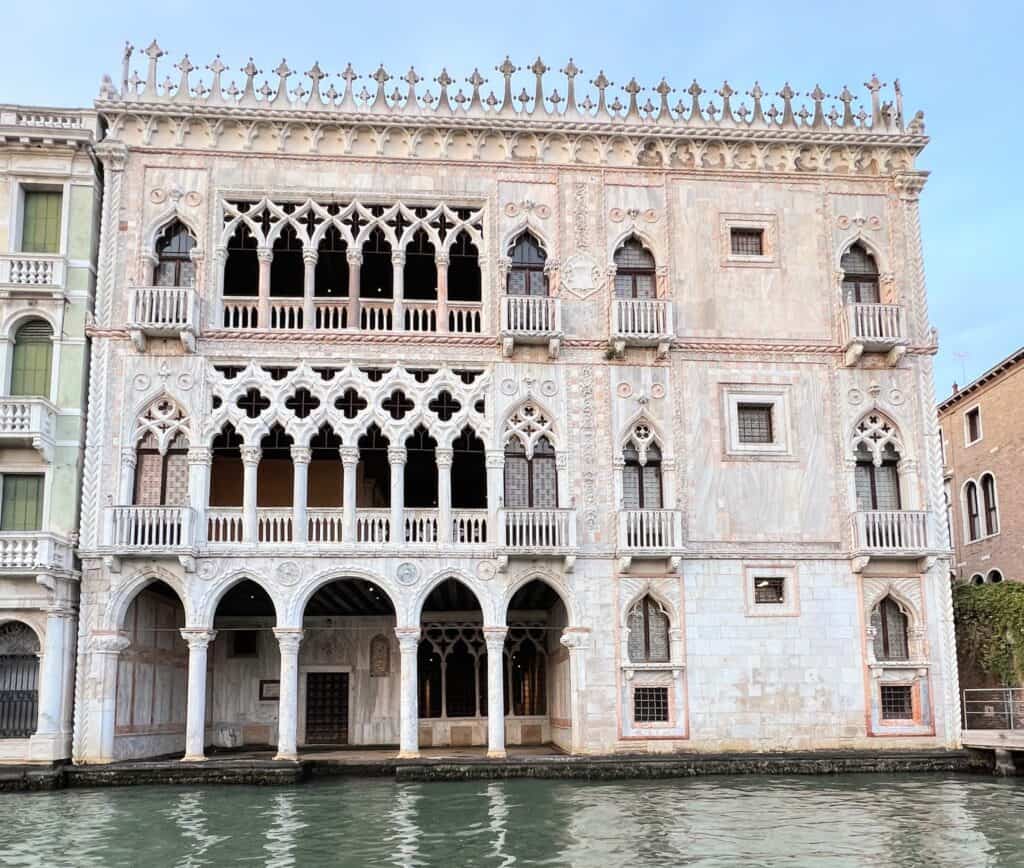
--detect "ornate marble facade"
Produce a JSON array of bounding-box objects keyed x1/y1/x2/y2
[{"x1": 66, "y1": 44, "x2": 957, "y2": 763}]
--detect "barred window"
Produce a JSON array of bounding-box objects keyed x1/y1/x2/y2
[
  {"x1": 737, "y1": 403, "x2": 773, "y2": 444},
  {"x1": 627, "y1": 596, "x2": 670, "y2": 663},
  {"x1": 880, "y1": 684, "x2": 913, "y2": 720},
  {"x1": 871, "y1": 596, "x2": 910, "y2": 661},
  {"x1": 730, "y1": 227, "x2": 764, "y2": 256},
  {"x1": 622, "y1": 443, "x2": 663, "y2": 510},
  {"x1": 840, "y1": 242, "x2": 880, "y2": 304},
  {"x1": 855, "y1": 445, "x2": 901, "y2": 511},
  {"x1": 507, "y1": 232, "x2": 548, "y2": 297},
  {"x1": 154, "y1": 220, "x2": 196, "y2": 287},
  {"x1": 754, "y1": 577, "x2": 785, "y2": 605},
  {"x1": 613, "y1": 238, "x2": 656, "y2": 299},
  {"x1": 633, "y1": 686, "x2": 669, "y2": 723}
]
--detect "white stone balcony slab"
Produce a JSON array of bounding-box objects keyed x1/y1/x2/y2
[
  {"x1": 617, "y1": 509, "x2": 683, "y2": 571},
  {"x1": 0, "y1": 531, "x2": 73, "y2": 573},
  {"x1": 842, "y1": 303, "x2": 908, "y2": 366},
  {"x1": 610, "y1": 298, "x2": 674, "y2": 358},
  {"x1": 128, "y1": 286, "x2": 199, "y2": 352},
  {"x1": 0, "y1": 254, "x2": 65, "y2": 290},
  {"x1": 0, "y1": 398, "x2": 56, "y2": 461},
  {"x1": 500, "y1": 296, "x2": 562, "y2": 359},
  {"x1": 851, "y1": 510, "x2": 929, "y2": 562},
  {"x1": 103, "y1": 506, "x2": 196, "y2": 571},
  {"x1": 498, "y1": 508, "x2": 577, "y2": 570}
]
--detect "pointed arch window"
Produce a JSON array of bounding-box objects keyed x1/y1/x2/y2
[
  {"x1": 9, "y1": 319, "x2": 52, "y2": 398},
  {"x1": 855, "y1": 443, "x2": 901, "y2": 511},
  {"x1": 507, "y1": 233, "x2": 548, "y2": 297},
  {"x1": 981, "y1": 474, "x2": 999, "y2": 536},
  {"x1": 613, "y1": 238, "x2": 656, "y2": 299},
  {"x1": 153, "y1": 221, "x2": 196, "y2": 287},
  {"x1": 841, "y1": 242, "x2": 880, "y2": 304},
  {"x1": 870, "y1": 596, "x2": 909, "y2": 661},
  {"x1": 623, "y1": 442, "x2": 663, "y2": 510},
  {"x1": 449, "y1": 230, "x2": 482, "y2": 302},
  {"x1": 965, "y1": 481, "x2": 981, "y2": 541},
  {"x1": 134, "y1": 431, "x2": 190, "y2": 506},
  {"x1": 627, "y1": 596, "x2": 670, "y2": 663},
  {"x1": 504, "y1": 437, "x2": 557, "y2": 509}
]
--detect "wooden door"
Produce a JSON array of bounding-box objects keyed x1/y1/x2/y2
[{"x1": 305, "y1": 672, "x2": 349, "y2": 744}]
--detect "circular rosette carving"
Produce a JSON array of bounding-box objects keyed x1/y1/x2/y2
[
  {"x1": 197, "y1": 561, "x2": 219, "y2": 581},
  {"x1": 616, "y1": 383, "x2": 633, "y2": 398},
  {"x1": 500, "y1": 378, "x2": 518, "y2": 396},
  {"x1": 608, "y1": 208, "x2": 626, "y2": 223},
  {"x1": 276, "y1": 561, "x2": 301, "y2": 586},
  {"x1": 650, "y1": 383, "x2": 666, "y2": 399},
  {"x1": 396, "y1": 562, "x2": 420, "y2": 586},
  {"x1": 540, "y1": 380, "x2": 557, "y2": 397},
  {"x1": 476, "y1": 561, "x2": 497, "y2": 582}
]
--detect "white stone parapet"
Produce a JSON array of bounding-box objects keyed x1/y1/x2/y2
[
  {"x1": 0, "y1": 254, "x2": 65, "y2": 288},
  {"x1": 0, "y1": 532, "x2": 74, "y2": 572},
  {"x1": 851, "y1": 509, "x2": 929, "y2": 554}
]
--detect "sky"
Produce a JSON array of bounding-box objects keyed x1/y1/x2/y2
[{"x1": 2, "y1": 0, "x2": 1019, "y2": 397}]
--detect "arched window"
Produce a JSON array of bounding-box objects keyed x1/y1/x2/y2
[
  {"x1": 855, "y1": 443, "x2": 901, "y2": 511},
  {"x1": 153, "y1": 220, "x2": 196, "y2": 287},
  {"x1": 504, "y1": 437, "x2": 557, "y2": 509},
  {"x1": 623, "y1": 442, "x2": 663, "y2": 509},
  {"x1": 988, "y1": 570, "x2": 1004, "y2": 584},
  {"x1": 0, "y1": 622, "x2": 40, "y2": 738},
  {"x1": 981, "y1": 474, "x2": 999, "y2": 536},
  {"x1": 223, "y1": 222, "x2": 259, "y2": 297},
  {"x1": 970, "y1": 574, "x2": 984, "y2": 586},
  {"x1": 841, "y1": 242, "x2": 880, "y2": 304},
  {"x1": 360, "y1": 226, "x2": 393, "y2": 299},
  {"x1": 9, "y1": 319, "x2": 53, "y2": 398},
  {"x1": 613, "y1": 238, "x2": 656, "y2": 299},
  {"x1": 134, "y1": 431, "x2": 189, "y2": 506},
  {"x1": 870, "y1": 596, "x2": 909, "y2": 661},
  {"x1": 314, "y1": 225, "x2": 349, "y2": 298},
  {"x1": 506, "y1": 232, "x2": 547, "y2": 297},
  {"x1": 627, "y1": 595, "x2": 670, "y2": 663},
  {"x1": 270, "y1": 224, "x2": 304, "y2": 298},
  {"x1": 965, "y1": 481, "x2": 981, "y2": 542},
  {"x1": 404, "y1": 228, "x2": 437, "y2": 301},
  {"x1": 448, "y1": 231, "x2": 481, "y2": 302}
]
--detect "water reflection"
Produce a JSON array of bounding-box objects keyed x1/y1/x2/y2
[{"x1": 0, "y1": 774, "x2": 1022, "y2": 867}]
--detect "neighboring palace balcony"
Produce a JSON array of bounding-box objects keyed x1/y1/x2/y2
[
  {"x1": 103, "y1": 506, "x2": 197, "y2": 571},
  {"x1": 851, "y1": 510, "x2": 930, "y2": 568},
  {"x1": 616, "y1": 509, "x2": 683, "y2": 572},
  {"x1": 0, "y1": 397, "x2": 56, "y2": 461},
  {"x1": 0, "y1": 531, "x2": 73, "y2": 575},
  {"x1": 129, "y1": 286, "x2": 199, "y2": 352},
  {"x1": 610, "y1": 298, "x2": 674, "y2": 359},
  {"x1": 500, "y1": 296, "x2": 563, "y2": 359},
  {"x1": 497, "y1": 508, "x2": 577, "y2": 571},
  {"x1": 841, "y1": 303, "x2": 908, "y2": 367},
  {"x1": 220, "y1": 297, "x2": 483, "y2": 336},
  {"x1": 0, "y1": 254, "x2": 65, "y2": 292}
]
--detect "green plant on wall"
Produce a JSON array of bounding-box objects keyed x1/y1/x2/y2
[{"x1": 953, "y1": 583, "x2": 1024, "y2": 685}]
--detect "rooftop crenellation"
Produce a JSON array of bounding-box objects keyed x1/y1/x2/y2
[{"x1": 97, "y1": 39, "x2": 924, "y2": 138}]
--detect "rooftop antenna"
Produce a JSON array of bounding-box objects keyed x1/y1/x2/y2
[{"x1": 953, "y1": 351, "x2": 969, "y2": 385}]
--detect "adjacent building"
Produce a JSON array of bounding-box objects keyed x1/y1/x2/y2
[
  {"x1": 939, "y1": 347, "x2": 1024, "y2": 585},
  {"x1": 0, "y1": 105, "x2": 100, "y2": 761},
  {"x1": 66, "y1": 43, "x2": 958, "y2": 764}
]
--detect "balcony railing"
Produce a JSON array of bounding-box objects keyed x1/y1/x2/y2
[
  {"x1": 618, "y1": 509, "x2": 682, "y2": 552},
  {"x1": 104, "y1": 506, "x2": 195, "y2": 551},
  {"x1": 0, "y1": 532, "x2": 73, "y2": 571},
  {"x1": 0, "y1": 398, "x2": 55, "y2": 459},
  {"x1": 611, "y1": 298, "x2": 674, "y2": 345},
  {"x1": 356, "y1": 510, "x2": 391, "y2": 543},
  {"x1": 208, "y1": 508, "x2": 244, "y2": 543},
  {"x1": 0, "y1": 254, "x2": 64, "y2": 288},
  {"x1": 851, "y1": 510, "x2": 929, "y2": 554},
  {"x1": 842, "y1": 303, "x2": 907, "y2": 365},
  {"x1": 452, "y1": 510, "x2": 488, "y2": 544},
  {"x1": 499, "y1": 508, "x2": 576, "y2": 552},
  {"x1": 129, "y1": 286, "x2": 198, "y2": 344},
  {"x1": 501, "y1": 295, "x2": 561, "y2": 338}
]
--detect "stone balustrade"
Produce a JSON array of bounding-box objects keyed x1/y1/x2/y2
[
  {"x1": 103, "y1": 506, "x2": 195, "y2": 551},
  {"x1": 618, "y1": 509, "x2": 683, "y2": 552},
  {"x1": 0, "y1": 254, "x2": 64, "y2": 288},
  {"x1": 499, "y1": 508, "x2": 576, "y2": 552},
  {"x1": 0, "y1": 532, "x2": 74, "y2": 572},
  {"x1": 851, "y1": 509, "x2": 929, "y2": 554}
]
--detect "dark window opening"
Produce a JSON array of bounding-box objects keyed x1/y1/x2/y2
[
  {"x1": 880, "y1": 685, "x2": 913, "y2": 720},
  {"x1": 417, "y1": 639, "x2": 443, "y2": 718},
  {"x1": 981, "y1": 474, "x2": 999, "y2": 535},
  {"x1": 966, "y1": 481, "x2": 981, "y2": 541},
  {"x1": 262, "y1": 366, "x2": 295, "y2": 381},
  {"x1": 382, "y1": 390, "x2": 414, "y2": 420},
  {"x1": 315, "y1": 225, "x2": 349, "y2": 298},
  {"x1": 404, "y1": 228, "x2": 437, "y2": 301},
  {"x1": 871, "y1": 596, "x2": 910, "y2": 661},
  {"x1": 453, "y1": 427, "x2": 487, "y2": 510},
  {"x1": 966, "y1": 408, "x2": 981, "y2": 443},
  {"x1": 627, "y1": 595, "x2": 670, "y2": 663},
  {"x1": 404, "y1": 426, "x2": 438, "y2": 509},
  {"x1": 754, "y1": 577, "x2": 785, "y2": 605},
  {"x1": 730, "y1": 227, "x2": 764, "y2": 257},
  {"x1": 270, "y1": 224, "x2": 304, "y2": 298},
  {"x1": 634, "y1": 687, "x2": 669, "y2": 723},
  {"x1": 622, "y1": 443, "x2": 663, "y2": 510},
  {"x1": 428, "y1": 391, "x2": 461, "y2": 421},
  {"x1": 360, "y1": 227, "x2": 393, "y2": 299},
  {"x1": 505, "y1": 633, "x2": 546, "y2": 716},
  {"x1": 309, "y1": 425, "x2": 343, "y2": 509},
  {"x1": 229, "y1": 630, "x2": 260, "y2": 658},
  {"x1": 210, "y1": 425, "x2": 243, "y2": 507},
  {"x1": 257, "y1": 425, "x2": 293, "y2": 508},
  {"x1": 855, "y1": 444, "x2": 901, "y2": 512},
  {"x1": 285, "y1": 388, "x2": 320, "y2": 419},
  {"x1": 507, "y1": 232, "x2": 548, "y2": 296},
  {"x1": 237, "y1": 389, "x2": 270, "y2": 419},
  {"x1": 613, "y1": 238, "x2": 656, "y2": 299},
  {"x1": 224, "y1": 223, "x2": 259, "y2": 297},
  {"x1": 154, "y1": 220, "x2": 196, "y2": 287},
  {"x1": 448, "y1": 231, "x2": 482, "y2": 302},
  {"x1": 357, "y1": 425, "x2": 390, "y2": 508},
  {"x1": 0, "y1": 622, "x2": 40, "y2": 738},
  {"x1": 336, "y1": 389, "x2": 368, "y2": 419},
  {"x1": 737, "y1": 403, "x2": 774, "y2": 444},
  {"x1": 841, "y1": 242, "x2": 880, "y2": 304}
]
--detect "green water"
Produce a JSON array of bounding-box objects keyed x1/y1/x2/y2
[{"x1": 0, "y1": 774, "x2": 1022, "y2": 866}]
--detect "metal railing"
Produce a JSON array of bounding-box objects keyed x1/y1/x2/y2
[
  {"x1": 0, "y1": 656, "x2": 38, "y2": 738},
  {"x1": 618, "y1": 509, "x2": 682, "y2": 551},
  {"x1": 499, "y1": 508, "x2": 576, "y2": 550},
  {"x1": 612, "y1": 298, "x2": 673, "y2": 341},
  {"x1": 0, "y1": 254, "x2": 63, "y2": 287},
  {"x1": 104, "y1": 506, "x2": 194, "y2": 549},
  {"x1": 851, "y1": 510, "x2": 929, "y2": 552},
  {"x1": 129, "y1": 286, "x2": 197, "y2": 333},
  {"x1": 501, "y1": 295, "x2": 561, "y2": 337},
  {"x1": 843, "y1": 303, "x2": 906, "y2": 346},
  {"x1": 963, "y1": 688, "x2": 1024, "y2": 731}
]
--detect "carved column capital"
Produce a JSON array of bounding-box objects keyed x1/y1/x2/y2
[
  {"x1": 346, "y1": 250, "x2": 363, "y2": 266},
  {"x1": 388, "y1": 446, "x2": 408, "y2": 466},
  {"x1": 434, "y1": 253, "x2": 450, "y2": 267},
  {"x1": 120, "y1": 447, "x2": 138, "y2": 468},
  {"x1": 256, "y1": 246, "x2": 274, "y2": 263},
  {"x1": 180, "y1": 628, "x2": 217, "y2": 648},
  {"x1": 91, "y1": 632, "x2": 131, "y2": 655},
  {"x1": 485, "y1": 450, "x2": 506, "y2": 470},
  {"x1": 187, "y1": 446, "x2": 212, "y2": 466},
  {"x1": 483, "y1": 626, "x2": 509, "y2": 649},
  {"x1": 339, "y1": 446, "x2": 360, "y2": 466},
  {"x1": 241, "y1": 446, "x2": 262, "y2": 466},
  {"x1": 302, "y1": 248, "x2": 319, "y2": 265},
  {"x1": 894, "y1": 172, "x2": 928, "y2": 200},
  {"x1": 290, "y1": 446, "x2": 312, "y2": 465},
  {"x1": 394, "y1": 626, "x2": 421, "y2": 651},
  {"x1": 560, "y1": 627, "x2": 591, "y2": 651},
  {"x1": 435, "y1": 447, "x2": 454, "y2": 469},
  {"x1": 94, "y1": 140, "x2": 128, "y2": 171},
  {"x1": 273, "y1": 628, "x2": 304, "y2": 653},
  {"x1": 391, "y1": 251, "x2": 406, "y2": 266}
]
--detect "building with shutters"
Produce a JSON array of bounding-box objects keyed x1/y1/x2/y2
[
  {"x1": 69, "y1": 42, "x2": 959, "y2": 764},
  {"x1": 0, "y1": 106, "x2": 101, "y2": 761}
]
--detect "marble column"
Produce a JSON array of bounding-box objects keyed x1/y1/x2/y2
[
  {"x1": 241, "y1": 446, "x2": 260, "y2": 544},
  {"x1": 118, "y1": 447, "x2": 137, "y2": 505},
  {"x1": 91, "y1": 632, "x2": 131, "y2": 763},
  {"x1": 181, "y1": 629, "x2": 217, "y2": 761},
  {"x1": 560, "y1": 628, "x2": 591, "y2": 755},
  {"x1": 395, "y1": 626, "x2": 420, "y2": 758},
  {"x1": 34, "y1": 604, "x2": 73, "y2": 737},
  {"x1": 274, "y1": 628, "x2": 304, "y2": 761},
  {"x1": 483, "y1": 627, "x2": 508, "y2": 758},
  {"x1": 436, "y1": 252, "x2": 449, "y2": 333},
  {"x1": 187, "y1": 446, "x2": 211, "y2": 545},
  {"x1": 391, "y1": 250, "x2": 405, "y2": 330},
  {"x1": 436, "y1": 447, "x2": 453, "y2": 544},
  {"x1": 341, "y1": 446, "x2": 359, "y2": 543},
  {"x1": 388, "y1": 446, "x2": 407, "y2": 545},
  {"x1": 257, "y1": 246, "x2": 273, "y2": 326},
  {"x1": 485, "y1": 449, "x2": 505, "y2": 545},
  {"x1": 291, "y1": 446, "x2": 311, "y2": 544},
  {"x1": 346, "y1": 250, "x2": 362, "y2": 329},
  {"x1": 302, "y1": 248, "x2": 318, "y2": 330}
]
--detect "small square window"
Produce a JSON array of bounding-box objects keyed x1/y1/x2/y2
[
  {"x1": 730, "y1": 227, "x2": 764, "y2": 256},
  {"x1": 229, "y1": 630, "x2": 260, "y2": 658},
  {"x1": 880, "y1": 685, "x2": 913, "y2": 720},
  {"x1": 754, "y1": 577, "x2": 785, "y2": 605},
  {"x1": 737, "y1": 403, "x2": 773, "y2": 444},
  {"x1": 634, "y1": 686, "x2": 669, "y2": 723},
  {"x1": 965, "y1": 408, "x2": 981, "y2": 444}
]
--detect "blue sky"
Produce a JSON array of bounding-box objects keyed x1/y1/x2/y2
[{"x1": 3, "y1": 0, "x2": 1019, "y2": 396}]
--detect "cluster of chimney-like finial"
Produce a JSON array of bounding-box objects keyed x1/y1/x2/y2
[{"x1": 97, "y1": 40, "x2": 924, "y2": 134}]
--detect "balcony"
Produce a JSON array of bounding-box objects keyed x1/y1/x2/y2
[
  {"x1": 842, "y1": 303, "x2": 908, "y2": 366},
  {"x1": 128, "y1": 286, "x2": 199, "y2": 352},
  {"x1": 103, "y1": 506, "x2": 196, "y2": 571},
  {"x1": 0, "y1": 398, "x2": 56, "y2": 460},
  {"x1": 0, "y1": 532, "x2": 73, "y2": 574},
  {"x1": 500, "y1": 296, "x2": 562, "y2": 359},
  {"x1": 851, "y1": 510, "x2": 929, "y2": 568},
  {"x1": 617, "y1": 509, "x2": 683, "y2": 571},
  {"x1": 610, "y1": 298, "x2": 674, "y2": 359},
  {"x1": 0, "y1": 254, "x2": 65, "y2": 290},
  {"x1": 497, "y1": 508, "x2": 577, "y2": 570},
  {"x1": 221, "y1": 297, "x2": 483, "y2": 336}
]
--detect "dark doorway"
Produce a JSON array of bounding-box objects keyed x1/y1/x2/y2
[{"x1": 305, "y1": 672, "x2": 349, "y2": 744}]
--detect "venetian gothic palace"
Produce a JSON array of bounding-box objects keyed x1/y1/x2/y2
[{"x1": 0, "y1": 41, "x2": 957, "y2": 765}]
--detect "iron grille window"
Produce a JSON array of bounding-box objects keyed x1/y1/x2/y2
[
  {"x1": 880, "y1": 684, "x2": 913, "y2": 719},
  {"x1": 966, "y1": 408, "x2": 981, "y2": 443},
  {"x1": 737, "y1": 403, "x2": 773, "y2": 444},
  {"x1": 634, "y1": 687, "x2": 669, "y2": 723},
  {"x1": 730, "y1": 227, "x2": 764, "y2": 256},
  {"x1": 871, "y1": 597, "x2": 910, "y2": 661},
  {"x1": 754, "y1": 577, "x2": 785, "y2": 605},
  {"x1": 503, "y1": 438, "x2": 558, "y2": 509},
  {"x1": 134, "y1": 431, "x2": 189, "y2": 507},
  {"x1": 840, "y1": 242, "x2": 880, "y2": 304}
]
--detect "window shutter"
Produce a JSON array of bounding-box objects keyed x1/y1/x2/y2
[
  {"x1": 10, "y1": 322, "x2": 53, "y2": 398},
  {"x1": 531, "y1": 455, "x2": 558, "y2": 508},
  {"x1": 870, "y1": 605, "x2": 886, "y2": 660},
  {"x1": 164, "y1": 453, "x2": 190, "y2": 506},
  {"x1": 884, "y1": 600, "x2": 909, "y2": 660},
  {"x1": 627, "y1": 605, "x2": 645, "y2": 663},
  {"x1": 507, "y1": 269, "x2": 527, "y2": 296},
  {"x1": 1, "y1": 475, "x2": 43, "y2": 531},
  {"x1": 21, "y1": 191, "x2": 62, "y2": 254},
  {"x1": 642, "y1": 465, "x2": 663, "y2": 509},
  {"x1": 855, "y1": 462, "x2": 874, "y2": 511},
  {"x1": 622, "y1": 464, "x2": 640, "y2": 509},
  {"x1": 133, "y1": 452, "x2": 164, "y2": 506},
  {"x1": 647, "y1": 606, "x2": 670, "y2": 662},
  {"x1": 874, "y1": 464, "x2": 901, "y2": 510},
  {"x1": 504, "y1": 451, "x2": 529, "y2": 508}
]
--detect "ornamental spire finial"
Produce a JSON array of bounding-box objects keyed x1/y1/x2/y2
[
  {"x1": 306, "y1": 61, "x2": 327, "y2": 106},
  {"x1": 717, "y1": 81, "x2": 735, "y2": 124},
  {"x1": 778, "y1": 82, "x2": 795, "y2": 127},
  {"x1": 592, "y1": 70, "x2": 611, "y2": 117},
  {"x1": 272, "y1": 59, "x2": 292, "y2": 105},
  {"x1": 207, "y1": 55, "x2": 226, "y2": 103},
  {"x1": 865, "y1": 73, "x2": 884, "y2": 127},
  {"x1": 531, "y1": 56, "x2": 548, "y2": 114},
  {"x1": 623, "y1": 77, "x2": 642, "y2": 120},
  {"x1": 655, "y1": 78, "x2": 673, "y2": 123},
  {"x1": 174, "y1": 55, "x2": 194, "y2": 101},
  {"x1": 562, "y1": 58, "x2": 581, "y2": 117},
  {"x1": 467, "y1": 68, "x2": 485, "y2": 111},
  {"x1": 810, "y1": 84, "x2": 826, "y2": 129},
  {"x1": 339, "y1": 63, "x2": 358, "y2": 110},
  {"x1": 497, "y1": 55, "x2": 518, "y2": 115},
  {"x1": 404, "y1": 67, "x2": 422, "y2": 112},
  {"x1": 436, "y1": 68, "x2": 453, "y2": 114},
  {"x1": 143, "y1": 39, "x2": 164, "y2": 97},
  {"x1": 687, "y1": 79, "x2": 704, "y2": 123}
]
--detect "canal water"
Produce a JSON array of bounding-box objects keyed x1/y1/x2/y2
[{"x1": 1, "y1": 774, "x2": 1022, "y2": 866}]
